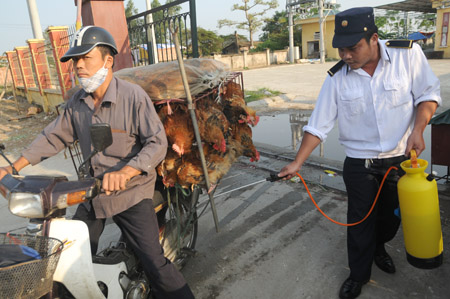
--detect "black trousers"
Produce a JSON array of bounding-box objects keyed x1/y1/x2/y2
[
  {"x1": 73, "y1": 199, "x2": 195, "y2": 299},
  {"x1": 343, "y1": 156, "x2": 405, "y2": 282}
]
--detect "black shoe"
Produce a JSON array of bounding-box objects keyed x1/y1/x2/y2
[
  {"x1": 339, "y1": 277, "x2": 368, "y2": 299},
  {"x1": 374, "y1": 251, "x2": 396, "y2": 273}
]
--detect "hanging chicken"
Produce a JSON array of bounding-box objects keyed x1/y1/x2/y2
[
  {"x1": 195, "y1": 100, "x2": 230, "y2": 153},
  {"x1": 222, "y1": 81, "x2": 259, "y2": 126},
  {"x1": 158, "y1": 103, "x2": 194, "y2": 156}
]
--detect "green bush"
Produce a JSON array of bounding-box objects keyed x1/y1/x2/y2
[{"x1": 244, "y1": 88, "x2": 282, "y2": 103}]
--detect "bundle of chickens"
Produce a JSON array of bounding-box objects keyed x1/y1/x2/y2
[
  {"x1": 66, "y1": 58, "x2": 260, "y2": 190},
  {"x1": 155, "y1": 80, "x2": 260, "y2": 191},
  {"x1": 119, "y1": 59, "x2": 260, "y2": 190}
]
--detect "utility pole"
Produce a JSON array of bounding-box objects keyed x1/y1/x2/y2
[
  {"x1": 288, "y1": 1, "x2": 294, "y2": 63},
  {"x1": 318, "y1": 0, "x2": 325, "y2": 63},
  {"x1": 146, "y1": 0, "x2": 159, "y2": 64},
  {"x1": 26, "y1": 0, "x2": 43, "y2": 39},
  {"x1": 287, "y1": 0, "x2": 330, "y2": 64}
]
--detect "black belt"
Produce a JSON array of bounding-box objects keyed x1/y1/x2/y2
[{"x1": 346, "y1": 155, "x2": 406, "y2": 169}]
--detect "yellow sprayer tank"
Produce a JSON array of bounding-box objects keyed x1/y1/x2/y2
[{"x1": 397, "y1": 156, "x2": 443, "y2": 269}]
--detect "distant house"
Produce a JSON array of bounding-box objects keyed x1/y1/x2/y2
[
  {"x1": 432, "y1": 0, "x2": 450, "y2": 58},
  {"x1": 222, "y1": 32, "x2": 259, "y2": 54},
  {"x1": 296, "y1": 11, "x2": 340, "y2": 60}
]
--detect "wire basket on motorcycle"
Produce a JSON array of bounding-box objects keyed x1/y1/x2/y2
[{"x1": 0, "y1": 233, "x2": 64, "y2": 299}]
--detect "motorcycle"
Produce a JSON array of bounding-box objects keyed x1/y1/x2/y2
[{"x1": 0, "y1": 123, "x2": 199, "y2": 299}]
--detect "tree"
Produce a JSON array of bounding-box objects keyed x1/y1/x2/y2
[
  {"x1": 125, "y1": 0, "x2": 142, "y2": 27},
  {"x1": 376, "y1": 10, "x2": 437, "y2": 39},
  {"x1": 376, "y1": 10, "x2": 405, "y2": 39},
  {"x1": 150, "y1": 0, "x2": 182, "y2": 22},
  {"x1": 256, "y1": 10, "x2": 301, "y2": 51},
  {"x1": 148, "y1": 0, "x2": 184, "y2": 45},
  {"x1": 125, "y1": 0, "x2": 138, "y2": 17},
  {"x1": 218, "y1": 0, "x2": 278, "y2": 48},
  {"x1": 197, "y1": 28, "x2": 223, "y2": 56},
  {"x1": 126, "y1": 0, "x2": 145, "y2": 46}
]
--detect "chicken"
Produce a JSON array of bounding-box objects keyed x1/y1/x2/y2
[
  {"x1": 156, "y1": 148, "x2": 182, "y2": 187},
  {"x1": 223, "y1": 81, "x2": 245, "y2": 103},
  {"x1": 195, "y1": 102, "x2": 230, "y2": 153},
  {"x1": 176, "y1": 150, "x2": 204, "y2": 189},
  {"x1": 222, "y1": 81, "x2": 259, "y2": 126},
  {"x1": 158, "y1": 103, "x2": 194, "y2": 156},
  {"x1": 205, "y1": 140, "x2": 243, "y2": 185},
  {"x1": 176, "y1": 141, "x2": 243, "y2": 191},
  {"x1": 230, "y1": 123, "x2": 260, "y2": 162},
  {"x1": 223, "y1": 103, "x2": 250, "y2": 125}
]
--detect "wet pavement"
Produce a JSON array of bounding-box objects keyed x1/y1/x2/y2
[
  {"x1": 252, "y1": 111, "x2": 449, "y2": 182},
  {"x1": 183, "y1": 143, "x2": 450, "y2": 299},
  {"x1": 180, "y1": 60, "x2": 450, "y2": 298}
]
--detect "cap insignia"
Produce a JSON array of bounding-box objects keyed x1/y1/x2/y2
[{"x1": 342, "y1": 20, "x2": 348, "y2": 27}]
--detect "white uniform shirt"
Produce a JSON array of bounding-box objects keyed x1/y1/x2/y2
[{"x1": 304, "y1": 40, "x2": 441, "y2": 159}]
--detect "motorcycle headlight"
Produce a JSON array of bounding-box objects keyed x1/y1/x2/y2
[{"x1": 8, "y1": 192, "x2": 44, "y2": 218}]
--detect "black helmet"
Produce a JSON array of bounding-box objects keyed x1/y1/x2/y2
[{"x1": 60, "y1": 26, "x2": 118, "y2": 62}]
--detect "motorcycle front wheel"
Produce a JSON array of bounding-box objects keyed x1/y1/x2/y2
[{"x1": 153, "y1": 181, "x2": 199, "y2": 270}]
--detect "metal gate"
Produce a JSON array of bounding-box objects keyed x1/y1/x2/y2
[{"x1": 127, "y1": 0, "x2": 199, "y2": 66}]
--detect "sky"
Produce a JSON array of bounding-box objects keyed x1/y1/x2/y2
[{"x1": 0, "y1": 0, "x2": 398, "y2": 55}]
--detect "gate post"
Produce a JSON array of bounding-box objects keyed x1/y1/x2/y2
[
  {"x1": 77, "y1": 0, "x2": 133, "y2": 71},
  {"x1": 189, "y1": 0, "x2": 199, "y2": 58}
]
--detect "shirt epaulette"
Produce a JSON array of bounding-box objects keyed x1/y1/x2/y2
[
  {"x1": 385, "y1": 40, "x2": 413, "y2": 49},
  {"x1": 327, "y1": 60, "x2": 345, "y2": 77}
]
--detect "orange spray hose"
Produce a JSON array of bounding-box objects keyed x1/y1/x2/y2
[{"x1": 295, "y1": 166, "x2": 398, "y2": 227}]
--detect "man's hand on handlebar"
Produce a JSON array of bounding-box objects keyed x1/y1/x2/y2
[
  {"x1": 102, "y1": 166, "x2": 141, "y2": 195},
  {"x1": 0, "y1": 166, "x2": 12, "y2": 182}
]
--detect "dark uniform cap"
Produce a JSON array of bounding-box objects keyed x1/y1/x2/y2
[
  {"x1": 60, "y1": 26, "x2": 118, "y2": 62},
  {"x1": 332, "y1": 7, "x2": 376, "y2": 48}
]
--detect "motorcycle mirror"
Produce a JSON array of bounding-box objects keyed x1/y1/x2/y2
[{"x1": 90, "y1": 123, "x2": 113, "y2": 152}]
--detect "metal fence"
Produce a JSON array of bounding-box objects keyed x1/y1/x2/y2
[{"x1": 127, "y1": 0, "x2": 198, "y2": 66}]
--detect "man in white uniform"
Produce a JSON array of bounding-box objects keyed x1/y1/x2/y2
[{"x1": 278, "y1": 7, "x2": 441, "y2": 299}]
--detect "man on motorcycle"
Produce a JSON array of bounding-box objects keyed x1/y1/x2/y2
[{"x1": 0, "y1": 26, "x2": 195, "y2": 299}]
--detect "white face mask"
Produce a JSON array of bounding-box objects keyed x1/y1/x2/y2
[{"x1": 78, "y1": 60, "x2": 108, "y2": 93}]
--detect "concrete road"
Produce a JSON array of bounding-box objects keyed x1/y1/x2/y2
[
  {"x1": 182, "y1": 144, "x2": 450, "y2": 299},
  {"x1": 242, "y1": 60, "x2": 450, "y2": 114},
  {"x1": 183, "y1": 60, "x2": 450, "y2": 298}
]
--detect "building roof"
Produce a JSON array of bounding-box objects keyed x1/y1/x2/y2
[
  {"x1": 376, "y1": 0, "x2": 436, "y2": 13},
  {"x1": 296, "y1": 14, "x2": 336, "y2": 25}
]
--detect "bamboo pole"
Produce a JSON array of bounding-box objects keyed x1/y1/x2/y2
[{"x1": 170, "y1": 27, "x2": 220, "y2": 233}]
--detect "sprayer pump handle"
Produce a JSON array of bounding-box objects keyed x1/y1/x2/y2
[{"x1": 410, "y1": 149, "x2": 418, "y2": 168}]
